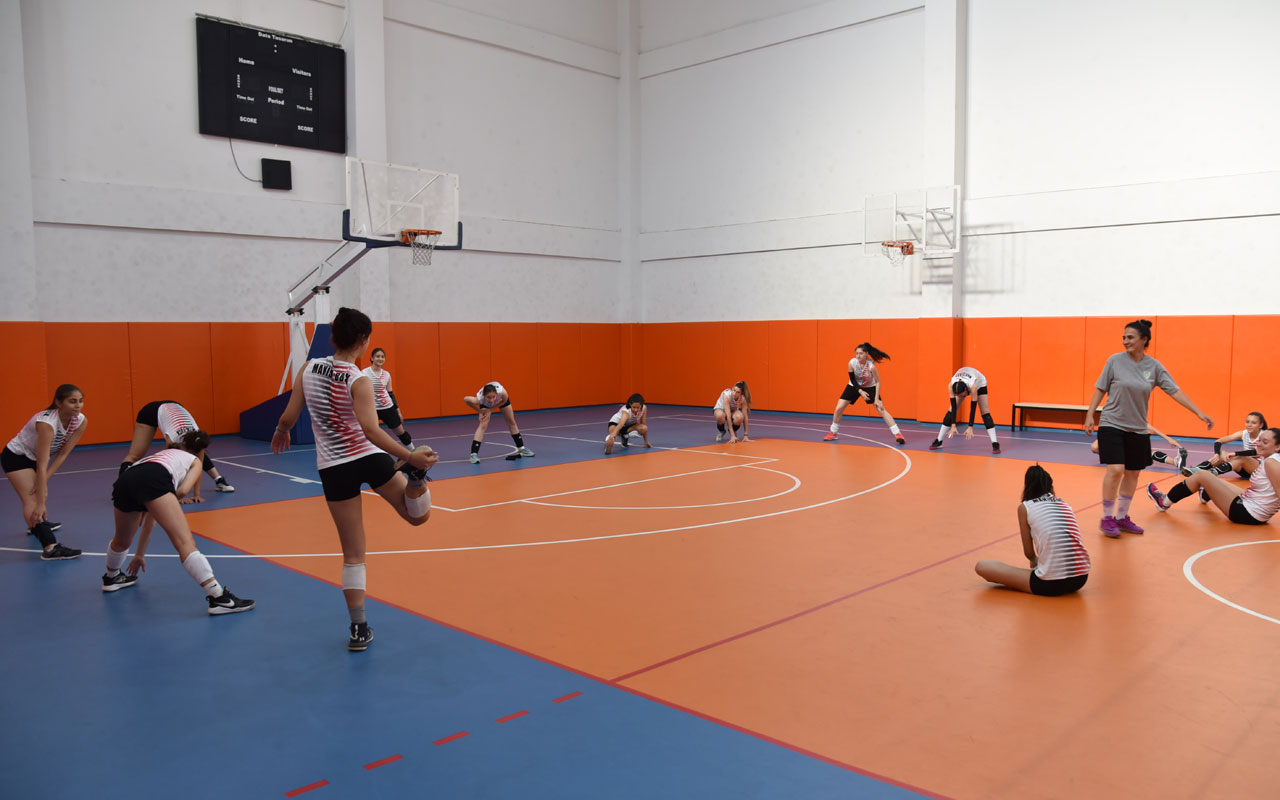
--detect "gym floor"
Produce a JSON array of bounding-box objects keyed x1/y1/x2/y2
[{"x1": 3, "y1": 406, "x2": 1278, "y2": 799}]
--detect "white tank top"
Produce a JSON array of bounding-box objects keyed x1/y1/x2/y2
[
  {"x1": 134, "y1": 449, "x2": 199, "y2": 491},
  {"x1": 361, "y1": 367, "x2": 394, "y2": 410},
  {"x1": 476, "y1": 382, "x2": 508, "y2": 408},
  {"x1": 1023, "y1": 494, "x2": 1091, "y2": 580},
  {"x1": 848, "y1": 358, "x2": 876, "y2": 388},
  {"x1": 949, "y1": 367, "x2": 987, "y2": 394},
  {"x1": 156, "y1": 402, "x2": 199, "y2": 443},
  {"x1": 6, "y1": 409, "x2": 86, "y2": 460},
  {"x1": 1242, "y1": 428, "x2": 1260, "y2": 451},
  {"x1": 714, "y1": 388, "x2": 741, "y2": 412},
  {"x1": 1239, "y1": 453, "x2": 1280, "y2": 522},
  {"x1": 610, "y1": 404, "x2": 645, "y2": 425},
  {"x1": 302, "y1": 357, "x2": 384, "y2": 469}
]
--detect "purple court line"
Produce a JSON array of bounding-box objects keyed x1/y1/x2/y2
[{"x1": 611, "y1": 532, "x2": 1016, "y2": 683}]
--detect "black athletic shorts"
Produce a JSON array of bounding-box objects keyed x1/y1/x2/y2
[
  {"x1": 112, "y1": 462, "x2": 177, "y2": 513},
  {"x1": 840, "y1": 384, "x2": 879, "y2": 404},
  {"x1": 135, "y1": 400, "x2": 177, "y2": 427},
  {"x1": 318, "y1": 453, "x2": 397, "y2": 502},
  {"x1": 1, "y1": 446, "x2": 36, "y2": 474},
  {"x1": 376, "y1": 406, "x2": 403, "y2": 429},
  {"x1": 1096, "y1": 426, "x2": 1153, "y2": 471},
  {"x1": 1228, "y1": 496, "x2": 1267, "y2": 525},
  {"x1": 606, "y1": 422, "x2": 639, "y2": 437},
  {"x1": 1029, "y1": 572, "x2": 1088, "y2": 597}
]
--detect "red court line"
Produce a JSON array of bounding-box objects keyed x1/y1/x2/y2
[
  {"x1": 553, "y1": 691, "x2": 583, "y2": 703},
  {"x1": 285, "y1": 779, "x2": 329, "y2": 797},
  {"x1": 496, "y1": 710, "x2": 530, "y2": 723},
  {"x1": 611, "y1": 532, "x2": 1015, "y2": 683},
  {"x1": 363, "y1": 754, "x2": 403, "y2": 770},
  {"x1": 434, "y1": 731, "x2": 469, "y2": 746}
]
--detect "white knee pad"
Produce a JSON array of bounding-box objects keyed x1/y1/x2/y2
[
  {"x1": 342, "y1": 562, "x2": 366, "y2": 592},
  {"x1": 405, "y1": 484, "x2": 432, "y2": 518},
  {"x1": 182, "y1": 551, "x2": 214, "y2": 585}
]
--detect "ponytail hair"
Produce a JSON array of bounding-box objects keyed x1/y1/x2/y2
[
  {"x1": 856, "y1": 342, "x2": 890, "y2": 362},
  {"x1": 180, "y1": 429, "x2": 211, "y2": 454},
  {"x1": 47, "y1": 383, "x2": 82, "y2": 410},
  {"x1": 331, "y1": 307, "x2": 373, "y2": 350},
  {"x1": 1022, "y1": 464, "x2": 1055, "y2": 502},
  {"x1": 1125, "y1": 318, "x2": 1153, "y2": 347},
  {"x1": 735, "y1": 380, "x2": 752, "y2": 407},
  {"x1": 1248, "y1": 411, "x2": 1268, "y2": 428}
]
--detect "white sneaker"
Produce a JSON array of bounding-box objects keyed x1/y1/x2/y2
[
  {"x1": 468, "y1": 453, "x2": 480, "y2": 464},
  {"x1": 716, "y1": 432, "x2": 724, "y2": 443},
  {"x1": 214, "y1": 479, "x2": 235, "y2": 493}
]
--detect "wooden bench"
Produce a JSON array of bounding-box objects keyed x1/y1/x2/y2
[{"x1": 1011, "y1": 402, "x2": 1090, "y2": 431}]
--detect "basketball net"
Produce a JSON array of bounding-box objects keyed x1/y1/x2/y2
[
  {"x1": 401, "y1": 229, "x2": 442, "y2": 266},
  {"x1": 880, "y1": 240, "x2": 914, "y2": 267}
]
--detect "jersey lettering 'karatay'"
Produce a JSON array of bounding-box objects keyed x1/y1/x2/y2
[
  {"x1": 849, "y1": 358, "x2": 876, "y2": 388},
  {"x1": 6, "y1": 409, "x2": 86, "y2": 461},
  {"x1": 1023, "y1": 494, "x2": 1091, "y2": 580},
  {"x1": 303, "y1": 357, "x2": 383, "y2": 469},
  {"x1": 360, "y1": 367, "x2": 394, "y2": 410},
  {"x1": 1239, "y1": 453, "x2": 1280, "y2": 522},
  {"x1": 157, "y1": 402, "x2": 198, "y2": 442},
  {"x1": 134, "y1": 448, "x2": 199, "y2": 491}
]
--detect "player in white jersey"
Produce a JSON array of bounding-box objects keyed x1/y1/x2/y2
[
  {"x1": 2, "y1": 384, "x2": 86, "y2": 560},
  {"x1": 930, "y1": 366, "x2": 1000, "y2": 453},
  {"x1": 100, "y1": 429, "x2": 254, "y2": 613},
  {"x1": 605, "y1": 393, "x2": 650, "y2": 454},
  {"x1": 273, "y1": 307, "x2": 438, "y2": 651},
  {"x1": 361, "y1": 347, "x2": 414, "y2": 449},
  {"x1": 1147, "y1": 427, "x2": 1280, "y2": 525},
  {"x1": 975, "y1": 465, "x2": 1091, "y2": 596},
  {"x1": 823, "y1": 342, "x2": 905, "y2": 445},
  {"x1": 463, "y1": 382, "x2": 535, "y2": 464},
  {"x1": 120, "y1": 400, "x2": 235, "y2": 500},
  {"x1": 713, "y1": 381, "x2": 752, "y2": 443},
  {"x1": 1200, "y1": 411, "x2": 1269, "y2": 478}
]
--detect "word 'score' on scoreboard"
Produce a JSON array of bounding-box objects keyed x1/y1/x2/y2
[{"x1": 196, "y1": 15, "x2": 346, "y2": 154}]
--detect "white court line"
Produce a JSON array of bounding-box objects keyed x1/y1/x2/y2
[
  {"x1": 525, "y1": 464, "x2": 800, "y2": 511},
  {"x1": 0, "y1": 434, "x2": 909, "y2": 559},
  {"x1": 1183, "y1": 540, "x2": 1280, "y2": 626}
]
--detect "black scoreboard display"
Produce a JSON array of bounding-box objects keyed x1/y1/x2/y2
[{"x1": 196, "y1": 15, "x2": 346, "y2": 153}]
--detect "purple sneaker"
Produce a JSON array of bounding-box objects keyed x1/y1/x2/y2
[
  {"x1": 1116, "y1": 516, "x2": 1144, "y2": 534},
  {"x1": 1100, "y1": 516, "x2": 1121, "y2": 538}
]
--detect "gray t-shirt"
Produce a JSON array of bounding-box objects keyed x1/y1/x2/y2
[{"x1": 1096, "y1": 353, "x2": 1179, "y2": 433}]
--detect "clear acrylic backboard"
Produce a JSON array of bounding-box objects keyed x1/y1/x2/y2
[
  {"x1": 862, "y1": 185, "x2": 959, "y2": 260},
  {"x1": 345, "y1": 157, "x2": 461, "y2": 249}
]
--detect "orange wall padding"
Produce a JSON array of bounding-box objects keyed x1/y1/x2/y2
[{"x1": 17, "y1": 316, "x2": 1280, "y2": 445}]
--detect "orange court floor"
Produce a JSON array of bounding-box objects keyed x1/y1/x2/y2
[{"x1": 4, "y1": 407, "x2": 1279, "y2": 799}]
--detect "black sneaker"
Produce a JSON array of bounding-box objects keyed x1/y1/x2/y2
[
  {"x1": 1175, "y1": 448, "x2": 1188, "y2": 470},
  {"x1": 929, "y1": 440, "x2": 943, "y2": 450},
  {"x1": 992, "y1": 442, "x2": 1001, "y2": 454},
  {"x1": 1211, "y1": 462, "x2": 1235, "y2": 476},
  {"x1": 102, "y1": 571, "x2": 139, "y2": 592},
  {"x1": 349, "y1": 622, "x2": 374, "y2": 651},
  {"x1": 207, "y1": 588, "x2": 255, "y2": 615},
  {"x1": 40, "y1": 543, "x2": 81, "y2": 561}
]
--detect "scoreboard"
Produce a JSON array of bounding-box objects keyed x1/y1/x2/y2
[{"x1": 196, "y1": 15, "x2": 346, "y2": 154}]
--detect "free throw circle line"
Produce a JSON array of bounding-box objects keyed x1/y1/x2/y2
[{"x1": 1183, "y1": 539, "x2": 1280, "y2": 626}]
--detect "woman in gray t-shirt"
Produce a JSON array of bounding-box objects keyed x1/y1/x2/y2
[{"x1": 1084, "y1": 319, "x2": 1213, "y2": 538}]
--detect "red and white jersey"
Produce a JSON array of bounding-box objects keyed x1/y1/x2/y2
[
  {"x1": 1023, "y1": 494, "x2": 1091, "y2": 580},
  {"x1": 302, "y1": 357, "x2": 384, "y2": 469},
  {"x1": 476, "y1": 382, "x2": 508, "y2": 409},
  {"x1": 360, "y1": 367, "x2": 394, "y2": 410},
  {"x1": 7, "y1": 409, "x2": 86, "y2": 461},
  {"x1": 714, "y1": 388, "x2": 743, "y2": 413},
  {"x1": 949, "y1": 367, "x2": 987, "y2": 394},
  {"x1": 157, "y1": 402, "x2": 199, "y2": 442},
  {"x1": 1242, "y1": 428, "x2": 1260, "y2": 451},
  {"x1": 848, "y1": 358, "x2": 877, "y2": 388},
  {"x1": 610, "y1": 404, "x2": 646, "y2": 426},
  {"x1": 134, "y1": 448, "x2": 199, "y2": 491},
  {"x1": 1239, "y1": 453, "x2": 1280, "y2": 522}
]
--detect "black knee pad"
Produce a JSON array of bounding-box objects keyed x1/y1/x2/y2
[
  {"x1": 202, "y1": 452, "x2": 214, "y2": 472},
  {"x1": 943, "y1": 410, "x2": 955, "y2": 427},
  {"x1": 982, "y1": 413, "x2": 995, "y2": 429}
]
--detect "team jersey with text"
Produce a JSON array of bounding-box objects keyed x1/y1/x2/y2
[
  {"x1": 134, "y1": 448, "x2": 199, "y2": 492},
  {"x1": 157, "y1": 403, "x2": 199, "y2": 443},
  {"x1": 7, "y1": 410, "x2": 86, "y2": 461},
  {"x1": 1240, "y1": 453, "x2": 1280, "y2": 522},
  {"x1": 361, "y1": 367, "x2": 395, "y2": 410},
  {"x1": 849, "y1": 358, "x2": 877, "y2": 388},
  {"x1": 948, "y1": 367, "x2": 987, "y2": 394},
  {"x1": 302, "y1": 357, "x2": 384, "y2": 469},
  {"x1": 1023, "y1": 494, "x2": 1091, "y2": 580}
]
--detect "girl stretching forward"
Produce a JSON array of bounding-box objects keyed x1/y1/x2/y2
[
  {"x1": 3, "y1": 384, "x2": 86, "y2": 560},
  {"x1": 605, "y1": 393, "x2": 650, "y2": 453},
  {"x1": 713, "y1": 381, "x2": 751, "y2": 443},
  {"x1": 823, "y1": 342, "x2": 905, "y2": 445}
]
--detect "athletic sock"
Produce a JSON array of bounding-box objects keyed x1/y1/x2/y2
[
  {"x1": 405, "y1": 481, "x2": 431, "y2": 517},
  {"x1": 512, "y1": 433, "x2": 525, "y2": 448},
  {"x1": 830, "y1": 423, "x2": 840, "y2": 434},
  {"x1": 1117, "y1": 494, "x2": 1133, "y2": 518},
  {"x1": 398, "y1": 431, "x2": 413, "y2": 446},
  {"x1": 470, "y1": 440, "x2": 482, "y2": 455},
  {"x1": 717, "y1": 423, "x2": 726, "y2": 434},
  {"x1": 936, "y1": 424, "x2": 948, "y2": 440},
  {"x1": 889, "y1": 424, "x2": 900, "y2": 435},
  {"x1": 987, "y1": 428, "x2": 998, "y2": 443},
  {"x1": 1102, "y1": 499, "x2": 1115, "y2": 518},
  {"x1": 105, "y1": 545, "x2": 128, "y2": 575}
]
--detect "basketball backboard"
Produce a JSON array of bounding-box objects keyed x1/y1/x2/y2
[
  {"x1": 863, "y1": 185, "x2": 959, "y2": 260},
  {"x1": 345, "y1": 157, "x2": 462, "y2": 249}
]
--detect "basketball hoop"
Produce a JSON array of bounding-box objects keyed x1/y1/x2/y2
[
  {"x1": 880, "y1": 240, "x2": 914, "y2": 266},
  {"x1": 400, "y1": 229, "x2": 442, "y2": 266}
]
